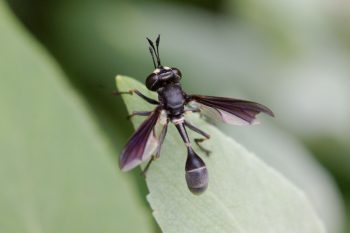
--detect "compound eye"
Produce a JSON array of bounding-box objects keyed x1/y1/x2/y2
[
  {"x1": 145, "y1": 73, "x2": 159, "y2": 91},
  {"x1": 171, "y1": 67, "x2": 182, "y2": 78}
]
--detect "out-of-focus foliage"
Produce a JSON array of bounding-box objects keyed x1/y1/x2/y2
[
  {"x1": 3, "y1": 0, "x2": 350, "y2": 232},
  {"x1": 118, "y1": 76, "x2": 326, "y2": 233},
  {"x1": 232, "y1": 0, "x2": 350, "y2": 139},
  {"x1": 0, "y1": 2, "x2": 154, "y2": 233}
]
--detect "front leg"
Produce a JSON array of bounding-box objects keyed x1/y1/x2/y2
[
  {"x1": 114, "y1": 89, "x2": 159, "y2": 105},
  {"x1": 127, "y1": 111, "x2": 153, "y2": 120}
]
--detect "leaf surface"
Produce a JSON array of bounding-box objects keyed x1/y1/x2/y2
[{"x1": 117, "y1": 75, "x2": 326, "y2": 233}]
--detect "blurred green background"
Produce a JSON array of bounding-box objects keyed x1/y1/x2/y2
[{"x1": 2, "y1": 0, "x2": 350, "y2": 232}]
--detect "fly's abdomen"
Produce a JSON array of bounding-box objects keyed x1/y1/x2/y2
[{"x1": 185, "y1": 148, "x2": 208, "y2": 194}]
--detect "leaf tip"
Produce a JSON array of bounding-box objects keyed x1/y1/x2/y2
[
  {"x1": 115, "y1": 74, "x2": 123, "y2": 84},
  {"x1": 115, "y1": 75, "x2": 128, "y2": 90}
]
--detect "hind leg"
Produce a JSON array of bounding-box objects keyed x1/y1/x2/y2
[{"x1": 184, "y1": 120, "x2": 211, "y2": 156}]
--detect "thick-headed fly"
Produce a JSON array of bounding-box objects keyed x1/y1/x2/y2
[{"x1": 116, "y1": 35, "x2": 274, "y2": 195}]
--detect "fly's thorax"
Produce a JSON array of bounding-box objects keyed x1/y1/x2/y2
[{"x1": 160, "y1": 83, "x2": 185, "y2": 116}]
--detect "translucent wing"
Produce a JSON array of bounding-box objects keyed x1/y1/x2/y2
[
  {"x1": 120, "y1": 108, "x2": 162, "y2": 171},
  {"x1": 188, "y1": 95, "x2": 274, "y2": 125}
]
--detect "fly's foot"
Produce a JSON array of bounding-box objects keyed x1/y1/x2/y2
[
  {"x1": 194, "y1": 138, "x2": 211, "y2": 156},
  {"x1": 113, "y1": 89, "x2": 135, "y2": 96},
  {"x1": 140, "y1": 156, "x2": 156, "y2": 177}
]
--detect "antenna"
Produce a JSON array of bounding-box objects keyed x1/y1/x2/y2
[
  {"x1": 148, "y1": 46, "x2": 156, "y2": 68},
  {"x1": 155, "y1": 35, "x2": 161, "y2": 67},
  {"x1": 146, "y1": 35, "x2": 162, "y2": 67}
]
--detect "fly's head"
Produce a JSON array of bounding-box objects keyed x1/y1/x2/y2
[
  {"x1": 145, "y1": 35, "x2": 182, "y2": 91},
  {"x1": 146, "y1": 66, "x2": 182, "y2": 91}
]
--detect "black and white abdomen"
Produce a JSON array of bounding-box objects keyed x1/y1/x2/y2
[{"x1": 185, "y1": 148, "x2": 208, "y2": 194}]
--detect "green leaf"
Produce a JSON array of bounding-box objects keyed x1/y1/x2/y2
[
  {"x1": 0, "y1": 3, "x2": 153, "y2": 233},
  {"x1": 116, "y1": 75, "x2": 326, "y2": 233}
]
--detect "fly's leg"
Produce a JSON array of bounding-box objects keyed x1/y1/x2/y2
[
  {"x1": 194, "y1": 138, "x2": 211, "y2": 156},
  {"x1": 184, "y1": 120, "x2": 211, "y2": 156},
  {"x1": 140, "y1": 156, "x2": 156, "y2": 177},
  {"x1": 184, "y1": 108, "x2": 206, "y2": 120},
  {"x1": 127, "y1": 111, "x2": 152, "y2": 120},
  {"x1": 155, "y1": 120, "x2": 169, "y2": 158},
  {"x1": 141, "y1": 121, "x2": 168, "y2": 177},
  {"x1": 114, "y1": 89, "x2": 159, "y2": 105},
  {"x1": 115, "y1": 89, "x2": 159, "y2": 120},
  {"x1": 184, "y1": 108, "x2": 201, "y2": 114}
]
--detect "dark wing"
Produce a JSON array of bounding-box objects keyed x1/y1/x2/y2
[
  {"x1": 188, "y1": 95, "x2": 274, "y2": 125},
  {"x1": 120, "y1": 108, "x2": 162, "y2": 171}
]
